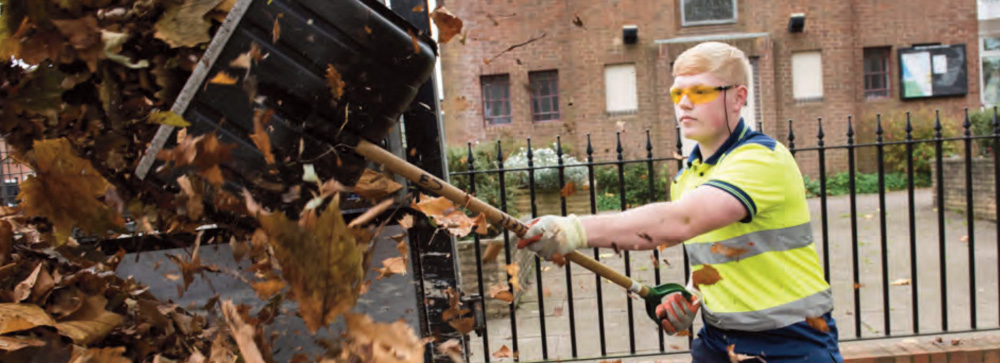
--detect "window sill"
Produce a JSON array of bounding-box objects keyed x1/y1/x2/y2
[
  {"x1": 532, "y1": 119, "x2": 562, "y2": 124},
  {"x1": 606, "y1": 109, "x2": 639, "y2": 117},
  {"x1": 865, "y1": 94, "x2": 891, "y2": 101},
  {"x1": 680, "y1": 19, "x2": 738, "y2": 27},
  {"x1": 793, "y1": 97, "x2": 824, "y2": 104}
]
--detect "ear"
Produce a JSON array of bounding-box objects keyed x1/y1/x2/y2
[{"x1": 733, "y1": 85, "x2": 749, "y2": 109}]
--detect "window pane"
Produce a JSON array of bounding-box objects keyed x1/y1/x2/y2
[
  {"x1": 553, "y1": 99, "x2": 560, "y2": 113},
  {"x1": 792, "y1": 51, "x2": 823, "y2": 99},
  {"x1": 986, "y1": 37, "x2": 1000, "y2": 52},
  {"x1": 683, "y1": 0, "x2": 735, "y2": 23},
  {"x1": 983, "y1": 56, "x2": 1000, "y2": 106}
]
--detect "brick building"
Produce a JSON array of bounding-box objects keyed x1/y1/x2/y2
[{"x1": 439, "y1": 0, "x2": 981, "y2": 176}]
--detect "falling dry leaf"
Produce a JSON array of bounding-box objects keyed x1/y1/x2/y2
[
  {"x1": 398, "y1": 214, "x2": 415, "y2": 229},
  {"x1": 410, "y1": 194, "x2": 486, "y2": 238},
  {"x1": 0, "y1": 335, "x2": 46, "y2": 352},
  {"x1": 493, "y1": 344, "x2": 513, "y2": 358},
  {"x1": 711, "y1": 242, "x2": 749, "y2": 261},
  {"x1": 229, "y1": 52, "x2": 253, "y2": 69},
  {"x1": 676, "y1": 330, "x2": 691, "y2": 337},
  {"x1": 506, "y1": 263, "x2": 521, "y2": 291},
  {"x1": 543, "y1": 288, "x2": 551, "y2": 297},
  {"x1": 553, "y1": 306, "x2": 563, "y2": 317},
  {"x1": 449, "y1": 317, "x2": 475, "y2": 335},
  {"x1": 221, "y1": 300, "x2": 266, "y2": 363},
  {"x1": 257, "y1": 195, "x2": 364, "y2": 333},
  {"x1": 431, "y1": 7, "x2": 463, "y2": 44},
  {"x1": 572, "y1": 14, "x2": 584, "y2": 27},
  {"x1": 692, "y1": 264, "x2": 721, "y2": 288},
  {"x1": 81, "y1": 346, "x2": 131, "y2": 363},
  {"x1": 483, "y1": 241, "x2": 504, "y2": 262},
  {"x1": 551, "y1": 253, "x2": 568, "y2": 267},
  {"x1": 560, "y1": 182, "x2": 576, "y2": 197},
  {"x1": 54, "y1": 294, "x2": 125, "y2": 345},
  {"x1": 154, "y1": 0, "x2": 225, "y2": 47},
  {"x1": 149, "y1": 110, "x2": 191, "y2": 127},
  {"x1": 727, "y1": 344, "x2": 766, "y2": 363},
  {"x1": 19, "y1": 138, "x2": 124, "y2": 244},
  {"x1": 891, "y1": 278, "x2": 911, "y2": 286},
  {"x1": 353, "y1": 170, "x2": 403, "y2": 201},
  {"x1": 348, "y1": 198, "x2": 394, "y2": 229},
  {"x1": 0, "y1": 303, "x2": 57, "y2": 335},
  {"x1": 176, "y1": 175, "x2": 204, "y2": 220},
  {"x1": 490, "y1": 283, "x2": 513, "y2": 303},
  {"x1": 342, "y1": 313, "x2": 424, "y2": 363},
  {"x1": 251, "y1": 109, "x2": 275, "y2": 164},
  {"x1": 14, "y1": 263, "x2": 43, "y2": 303},
  {"x1": 408, "y1": 29, "x2": 420, "y2": 54},
  {"x1": 251, "y1": 279, "x2": 286, "y2": 299},
  {"x1": 805, "y1": 316, "x2": 830, "y2": 333},
  {"x1": 375, "y1": 257, "x2": 407, "y2": 280},
  {"x1": 272, "y1": 18, "x2": 281, "y2": 43},
  {"x1": 437, "y1": 339, "x2": 463, "y2": 363},
  {"x1": 960, "y1": 235, "x2": 969, "y2": 242},
  {"x1": 325, "y1": 64, "x2": 346, "y2": 101},
  {"x1": 208, "y1": 71, "x2": 238, "y2": 85},
  {"x1": 156, "y1": 131, "x2": 236, "y2": 187}
]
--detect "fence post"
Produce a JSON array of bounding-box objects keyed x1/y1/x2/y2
[
  {"x1": 586, "y1": 134, "x2": 608, "y2": 356},
  {"x1": 963, "y1": 108, "x2": 977, "y2": 330},
  {"x1": 905, "y1": 112, "x2": 920, "y2": 334},
  {"x1": 817, "y1": 118, "x2": 830, "y2": 283},
  {"x1": 847, "y1": 116, "x2": 862, "y2": 339},
  {"x1": 934, "y1": 110, "x2": 948, "y2": 332},
  {"x1": 876, "y1": 114, "x2": 890, "y2": 336}
]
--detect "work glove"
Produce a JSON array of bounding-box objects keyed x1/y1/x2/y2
[
  {"x1": 655, "y1": 283, "x2": 701, "y2": 335},
  {"x1": 516, "y1": 215, "x2": 588, "y2": 260}
]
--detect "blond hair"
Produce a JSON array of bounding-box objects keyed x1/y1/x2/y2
[{"x1": 672, "y1": 42, "x2": 750, "y2": 86}]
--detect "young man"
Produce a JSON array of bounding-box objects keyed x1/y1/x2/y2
[{"x1": 517, "y1": 42, "x2": 842, "y2": 362}]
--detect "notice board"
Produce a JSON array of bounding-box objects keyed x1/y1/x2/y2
[{"x1": 897, "y1": 44, "x2": 968, "y2": 99}]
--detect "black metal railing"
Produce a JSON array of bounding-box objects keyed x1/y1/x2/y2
[{"x1": 450, "y1": 108, "x2": 1000, "y2": 362}]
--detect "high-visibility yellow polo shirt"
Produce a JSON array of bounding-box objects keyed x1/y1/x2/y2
[{"x1": 670, "y1": 119, "x2": 833, "y2": 332}]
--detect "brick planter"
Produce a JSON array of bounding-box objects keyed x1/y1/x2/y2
[
  {"x1": 932, "y1": 157, "x2": 998, "y2": 221},
  {"x1": 512, "y1": 187, "x2": 594, "y2": 217}
]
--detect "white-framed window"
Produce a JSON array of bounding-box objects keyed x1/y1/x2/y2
[
  {"x1": 681, "y1": 0, "x2": 737, "y2": 26},
  {"x1": 981, "y1": 35, "x2": 1000, "y2": 107},
  {"x1": 792, "y1": 51, "x2": 824, "y2": 101},
  {"x1": 605, "y1": 63, "x2": 638, "y2": 116}
]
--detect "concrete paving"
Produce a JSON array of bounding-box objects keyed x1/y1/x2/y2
[{"x1": 464, "y1": 188, "x2": 1000, "y2": 362}]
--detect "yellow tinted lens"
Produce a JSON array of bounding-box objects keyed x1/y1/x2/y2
[
  {"x1": 669, "y1": 86, "x2": 722, "y2": 104},
  {"x1": 670, "y1": 88, "x2": 684, "y2": 103},
  {"x1": 687, "y1": 86, "x2": 720, "y2": 104}
]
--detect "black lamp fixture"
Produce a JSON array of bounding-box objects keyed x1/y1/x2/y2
[
  {"x1": 623, "y1": 24, "x2": 638, "y2": 44},
  {"x1": 788, "y1": 13, "x2": 805, "y2": 33}
]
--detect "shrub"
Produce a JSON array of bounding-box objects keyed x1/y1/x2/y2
[
  {"x1": 503, "y1": 144, "x2": 588, "y2": 192},
  {"x1": 969, "y1": 108, "x2": 998, "y2": 157},
  {"x1": 446, "y1": 143, "x2": 520, "y2": 218},
  {"x1": 802, "y1": 171, "x2": 931, "y2": 198},
  {"x1": 869, "y1": 109, "x2": 959, "y2": 177},
  {"x1": 594, "y1": 163, "x2": 670, "y2": 210}
]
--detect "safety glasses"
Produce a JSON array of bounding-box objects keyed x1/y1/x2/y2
[{"x1": 669, "y1": 85, "x2": 735, "y2": 104}]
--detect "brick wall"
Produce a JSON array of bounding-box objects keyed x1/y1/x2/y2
[
  {"x1": 440, "y1": 0, "x2": 980, "y2": 177},
  {"x1": 933, "y1": 157, "x2": 998, "y2": 221}
]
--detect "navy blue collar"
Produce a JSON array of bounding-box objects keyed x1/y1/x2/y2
[{"x1": 687, "y1": 118, "x2": 748, "y2": 167}]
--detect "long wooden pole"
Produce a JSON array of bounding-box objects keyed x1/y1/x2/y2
[{"x1": 355, "y1": 140, "x2": 650, "y2": 297}]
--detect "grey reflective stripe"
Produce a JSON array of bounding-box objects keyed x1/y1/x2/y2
[
  {"x1": 701, "y1": 289, "x2": 834, "y2": 331},
  {"x1": 685, "y1": 222, "x2": 814, "y2": 265}
]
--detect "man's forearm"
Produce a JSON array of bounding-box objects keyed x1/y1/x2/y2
[{"x1": 580, "y1": 202, "x2": 693, "y2": 251}]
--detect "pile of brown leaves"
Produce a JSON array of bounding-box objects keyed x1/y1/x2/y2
[{"x1": 0, "y1": 0, "x2": 480, "y2": 361}]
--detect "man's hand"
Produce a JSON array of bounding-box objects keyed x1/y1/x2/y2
[
  {"x1": 516, "y1": 215, "x2": 588, "y2": 260},
  {"x1": 655, "y1": 292, "x2": 699, "y2": 334}
]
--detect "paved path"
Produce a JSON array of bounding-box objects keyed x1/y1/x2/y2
[{"x1": 465, "y1": 188, "x2": 1000, "y2": 362}]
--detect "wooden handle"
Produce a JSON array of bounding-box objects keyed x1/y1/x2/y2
[{"x1": 354, "y1": 140, "x2": 649, "y2": 297}]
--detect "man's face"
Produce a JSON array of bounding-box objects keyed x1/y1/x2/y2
[{"x1": 670, "y1": 72, "x2": 740, "y2": 144}]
